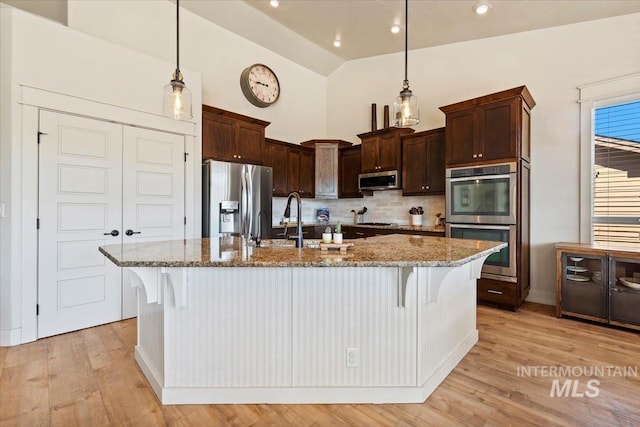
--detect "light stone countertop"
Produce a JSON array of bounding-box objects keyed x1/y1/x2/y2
[
  {"x1": 274, "y1": 222, "x2": 445, "y2": 234},
  {"x1": 99, "y1": 234, "x2": 505, "y2": 268}
]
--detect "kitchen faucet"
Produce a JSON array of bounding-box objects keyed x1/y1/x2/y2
[{"x1": 284, "y1": 192, "x2": 303, "y2": 248}]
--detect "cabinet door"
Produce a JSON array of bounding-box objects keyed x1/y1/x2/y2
[
  {"x1": 288, "y1": 148, "x2": 300, "y2": 194},
  {"x1": 265, "y1": 142, "x2": 289, "y2": 197},
  {"x1": 402, "y1": 135, "x2": 427, "y2": 195},
  {"x1": 445, "y1": 109, "x2": 476, "y2": 167},
  {"x1": 378, "y1": 133, "x2": 401, "y2": 171},
  {"x1": 339, "y1": 146, "x2": 363, "y2": 198},
  {"x1": 314, "y1": 143, "x2": 338, "y2": 199},
  {"x1": 298, "y1": 148, "x2": 315, "y2": 198},
  {"x1": 609, "y1": 257, "x2": 640, "y2": 326},
  {"x1": 360, "y1": 137, "x2": 379, "y2": 173},
  {"x1": 202, "y1": 113, "x2": 234, "y2": 161},
  {"x1": 236, "y1": 121, "x2": 264, "y2": 165},
  {"x1": 478, "y1": 98, "x2": 519, "y2": 162},
  {"x1": 426, "y1": 131, "x2": 446, "y2": 194},
  {"x1": 561, "y1": 253, "x2": 607, "y2": 320}
]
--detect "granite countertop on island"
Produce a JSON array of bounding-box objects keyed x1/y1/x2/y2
[{"x1": 99, "y1": 234, "x2": 504, "y2": 269}]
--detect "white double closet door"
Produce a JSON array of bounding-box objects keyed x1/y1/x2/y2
[{"x1": 38, "y1": 110, "x2": 185, "y2": 338}]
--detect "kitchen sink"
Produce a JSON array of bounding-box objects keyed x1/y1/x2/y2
[{"x1": 253, "y1": 239, "x2": 321, "y2": 249}]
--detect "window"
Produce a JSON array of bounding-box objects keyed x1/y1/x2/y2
[{"x1": 592, "y1": 100, "x2": 640, "y2": 247}]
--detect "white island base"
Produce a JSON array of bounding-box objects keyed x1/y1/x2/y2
[{"x1": 127, "y1": 259, "x2": 487, "y2": 405}]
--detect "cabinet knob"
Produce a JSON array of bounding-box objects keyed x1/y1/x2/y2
[
  {"x1": 478, "y1": 153, "x2": 483, "y2": 158},
  {"x1": 233, "y1": 155, "x2": 237, "y2": 158},
  {"x1": 472, "y1": 154, "x2": 478, "y2": 158},
  {"x1": 421, "y1": 186, "x2": 424, "y2": 190},
  {"x1": 238, "y1": 155, "x2": 242, "y2": 159},
  {"x1": 426, "y1": 185, "x2": 429, "y2": 190}
]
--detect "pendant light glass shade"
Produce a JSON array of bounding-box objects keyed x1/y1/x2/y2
[
  {"x1": 163, "y1": 71, "x2": 192, "y2": 120},
  {"x1": 392, "y1": 0, "x2": 419, "y2": 127},
  {"x1": 393, "y1": 81, "x2": 419, "y2": 127},
  {"x1": 163, "y1": 0, "x2": 192, "y2": 120}
]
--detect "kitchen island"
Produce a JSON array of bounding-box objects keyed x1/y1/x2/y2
[{"x1": 99, "y1": 234, "x2": 505, "y2": 404}]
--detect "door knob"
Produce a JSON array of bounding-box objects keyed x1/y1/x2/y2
[
  {"x1": 125, "y1": 229, "x2": 141, "y2": 236},
  {"x1": 103, "y1": 229, "x2": 119, "y2": 237}
]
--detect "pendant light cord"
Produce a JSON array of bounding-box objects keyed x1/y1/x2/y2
[
  {"x1": 404, "y1": 0, "x2": 408, "y2": 82},
  {"x1": 176, "y1": 0, "x2": 180, "y2": 74}
]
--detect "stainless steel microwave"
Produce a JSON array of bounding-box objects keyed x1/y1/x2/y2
[{"x1": 358, "y1": 170, "x2": 401, "y2": 191}]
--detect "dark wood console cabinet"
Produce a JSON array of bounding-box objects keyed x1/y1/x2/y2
[{"x1": 556, "y1": 243, "x2": 640, "y2": 331}]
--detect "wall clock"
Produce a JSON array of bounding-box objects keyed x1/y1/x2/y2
[{"x1": 240, "y1": 63, "x2": 281, "y2": 108}]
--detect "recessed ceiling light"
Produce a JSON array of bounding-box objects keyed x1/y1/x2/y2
[
  {"x1": 333, "y1": 39, "x2": 341, "y2": 48},
  {"x1": 270, "y1": 0, "x2": 279, "y2": 7},
  {"x1": 473, "y1": 1, "x2": 492, "y2": 15},
  {"x1": 390, "y1": 24, "x2": 401, "y2": 34}
]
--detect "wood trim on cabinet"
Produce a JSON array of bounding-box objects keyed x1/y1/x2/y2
[
  {"x1": 439, "y1": 85, "x2": 536, "y2": 113},
  {"x1": 202, "y1": 104, "x2": 270, "y2": 127}
]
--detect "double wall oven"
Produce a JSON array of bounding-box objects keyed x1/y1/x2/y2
[{"x1": 446, "y1": 162, "x2": 517, "y2": 281}]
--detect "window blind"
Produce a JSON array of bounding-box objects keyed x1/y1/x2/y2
[{"x1": 593, "y1": 100, "x2": 640, "y2": 247}]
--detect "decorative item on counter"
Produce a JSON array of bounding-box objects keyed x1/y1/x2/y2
[
  {"x1": 351, "y1": 206, "x2": 368, "y2": 224},
  {"x1": 371, "y1": 103, "x2": 377, "y2": 131},
  {"x1": 333, "y1": 221, "x2": 343, "y2": 244},
  {"x1": 434, "y1": 212, "x2": 442, "y2": 227},
  {"x1": 322, "y1": 227, "x2": 332, "y2": 244},
  {"x1": 317, "y1": 208, "x2": 330, "y2": 223},
  {"x1": 383, "y1": 105, "x2": 390, "y2": 128},
  {"x1": 409, "y1": 206, "x2": 424, "y2": 226}
]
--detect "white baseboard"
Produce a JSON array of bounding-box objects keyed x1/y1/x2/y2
[{"x1": 0, "y1": 327, "x2": 23, "y2": 347}]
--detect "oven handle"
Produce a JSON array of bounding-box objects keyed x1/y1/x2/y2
[
  {"x1": 448, "y1": 174, "x2": 512, "y2": 182},
  {"x1": 448, "y1": 224, "x2": 511, "y2": 230}
]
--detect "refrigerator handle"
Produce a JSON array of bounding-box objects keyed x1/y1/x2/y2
[
  {"x1": 241, "y1": 167, "x2": 248, "y2": 240},
  {"x1": 246, "y1": 168, "x2": 254, "y2": 240}
]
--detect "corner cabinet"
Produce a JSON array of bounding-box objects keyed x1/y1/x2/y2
[
  {"x1": 556, "y1": 243, "x2": 640, "y2": 330},
  {"x1": 401, "y1": 128, "x2": 445, "y2": 196},
  {"x1": 339, "y1": 145, "x2": 363, "y2": 198},
  {"x1": 265, "y1": 138, "x2": 314, "y2": 198},
  {"x1": 357, "y1": 127, "x2": 414, "y2": 173},
  {"x1": 439, "y1": 86, "x2": 535, "y2": 167},
  {"x1": 202, "y1": 105, "x2": 269, "y2": 165}
]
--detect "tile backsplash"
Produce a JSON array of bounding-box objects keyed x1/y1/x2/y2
[{"x1": 272, "y1": 190, "x2": 445, "y2": 226}]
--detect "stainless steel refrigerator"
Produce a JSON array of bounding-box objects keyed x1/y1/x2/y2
[{"x1": 202, "y1": 160, "x2": 273, "y2": 240}]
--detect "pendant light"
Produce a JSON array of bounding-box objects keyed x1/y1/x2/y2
[
  {"x1": 392, "y1": 0, "x2": 419, "y2": 127},
  {"x1": 163, "y1": 0, "x2": 192, "y2": 120}
]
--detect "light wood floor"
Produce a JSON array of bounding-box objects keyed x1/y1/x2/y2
[{"x1": 1, "y1": 303, "x2": 639, "y2": 426}]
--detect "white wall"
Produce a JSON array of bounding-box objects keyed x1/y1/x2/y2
[
  {"x1": 327, "y1": 13, "x2": 640, "y2": 304},
  {"x1": 0, "y1": 5, "x2": 202, "y2": 345},
  {"x1": 67, "y1": 0, "x2": 327, "y2": 143}
]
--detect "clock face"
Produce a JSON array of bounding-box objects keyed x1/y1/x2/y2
[{"x1": 240, "y1": 64, "x2": 280, "y2": 108}]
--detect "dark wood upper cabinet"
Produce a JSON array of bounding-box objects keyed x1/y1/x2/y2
[
  {"x1": 264, "y1": 138, "x2": 314, "y2": 198},
  {"x1": 202, "y1": 105, "x2": 269, "y2": 164},
  {"x1": 298, "y1": 148, "x2": 315, "y2": 198},
  {"x1": 357, "y1": 127, "x2": 414, "y2": 173},
  {"x1": 439, "y1": 86, "x2": 535, "y2": 167},
  {"x1": 402, "y1": 128, "x2": 445, "y2": 196},
  {"x1": 265, "y1": 141, "x2": 288, "y2": 196},
  {"x1": 339, "y1": 145, "x2": 363, "y2": 198}
]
